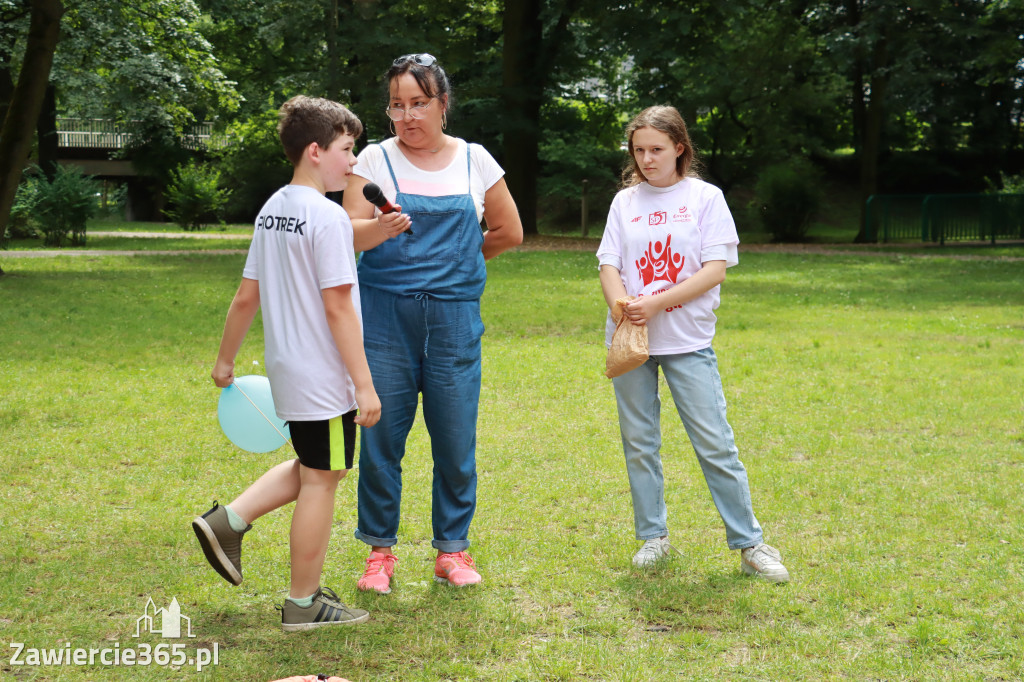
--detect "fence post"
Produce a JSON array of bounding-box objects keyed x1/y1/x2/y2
[
  {"x1": 865, "y1": 195, "x2": 875, "y2": 242},
  {"x1": 581, "y1": 179, "x2": 589, "y2": 237},
  {"x1": 987, "y1": 196, "x2": 996, "y2": 245},
  {"x1": 922, "y1": 195, "x2": 932, "y2": 243}
]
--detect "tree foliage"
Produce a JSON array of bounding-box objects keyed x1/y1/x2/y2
[
  {"x1": 55, "y1": 0, "x2": 240, "y2": 128},
  {"x1": 2, "y1": 0, "x2": 1023, "y2": 245}
]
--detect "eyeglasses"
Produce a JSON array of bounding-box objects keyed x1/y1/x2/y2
[
  {"x1": 385, "y1": 97, "x2": 437, "y2": 121},
  {"x1": 393, "y1": 53, "x2": 437, "y2": 67}
]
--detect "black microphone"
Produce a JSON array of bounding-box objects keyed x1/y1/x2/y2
[
  {"x1": 362, "y1": 182, "x2": 398, "y2": 214},
  {"x1": 362, "y1": 182, "x2": 411, "y2": 235}
]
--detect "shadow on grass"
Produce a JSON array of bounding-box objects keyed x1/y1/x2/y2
[{"x1": 613, "y1": 562, "x2": 764, "y2": 633}]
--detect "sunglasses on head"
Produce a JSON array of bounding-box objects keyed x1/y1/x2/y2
[{"x1": 393, "y1": 53, "x2": 437, "y2": 67}]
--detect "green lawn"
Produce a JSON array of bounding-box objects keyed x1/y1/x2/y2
[
  {"x1": 0, "y1": 245, "x2": 1022, "y2": 680},
  {"x1": 87, "y1": 218, "x2": 254, "y2": 235}
]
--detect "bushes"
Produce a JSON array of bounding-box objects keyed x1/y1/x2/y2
[
  {"x1": 10, "y1": 166, "x2": 99, "y2": 247},
  {"x1": 163, "y1": 160, "x2": 233, "y2": 231},
  {"x1": 6, "y1": 176, "x2": 42, "y2": 245},
  {"x1": 987, "y1": 172, "x2": 1024, "y2": 194},
  {"x1": 754, "y1": 160, "x2": 822, "y2": 242}
]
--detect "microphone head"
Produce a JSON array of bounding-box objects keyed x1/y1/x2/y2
[{"x1": 362, "y1": 182, "x2": 386, "y2": 207}]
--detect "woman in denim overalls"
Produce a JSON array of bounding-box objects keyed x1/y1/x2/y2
[{"x1": 344, "y1": 54, "x2": 522, "y2": 593}]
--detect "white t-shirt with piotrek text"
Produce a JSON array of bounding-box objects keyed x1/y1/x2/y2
[{"x1": 242, "y1": 184, "x2": 361, "y2": 420}]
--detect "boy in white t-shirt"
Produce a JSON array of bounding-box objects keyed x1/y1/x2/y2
[
  {"x1": 192, "y1": 95, "x2": 381, "y2": 631},
  {"x1": 598, "y1": 105, "x2": 789, "y2": 583}
]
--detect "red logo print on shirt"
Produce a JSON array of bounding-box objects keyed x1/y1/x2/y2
[
  {"x1": 649, "y1": 211, "x2": 667, "y2": 226},
  {"x1": 635, "y1": 234, "x2": 685, "y2": 289},
  {"x1": 630, "y1": 216, "x2": 643, "y2": 223},
  {"x1": 672, "y1": 205, "x2": 694, "y2": 223}
]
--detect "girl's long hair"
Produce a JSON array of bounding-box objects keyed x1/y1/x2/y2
[{"x1": 621, "y1": 105, "x2": 701, "y2": 188}]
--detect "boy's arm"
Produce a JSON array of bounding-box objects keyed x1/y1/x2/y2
[
  {"x1": 212, "y1": 278, "x2": 261, "y2": 387},
  {"x1": 321, "y1": 284, "x2": 381, "y2": 427}
]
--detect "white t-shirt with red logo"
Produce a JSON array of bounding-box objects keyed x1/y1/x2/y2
[{"x1": 597, "y1": 177, "x2": 739, "y2": 355}]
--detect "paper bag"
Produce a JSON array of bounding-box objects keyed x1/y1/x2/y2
[{"x1": 605, "y1": 296, "x2": 649, "y2": 378}]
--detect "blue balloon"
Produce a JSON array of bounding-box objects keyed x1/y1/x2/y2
[{"x1": 217, "y1": 375, "x2": 290, "y2": 453}]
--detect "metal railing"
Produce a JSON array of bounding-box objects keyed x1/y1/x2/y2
[
  {"x1": 923, "y1": 194, "x2": 1024, "y2": 245},
  {"x1": 56, "y1": 118, "x2": 133, "y2": 149},
  {"x1": 865, "y1": 194, "x2": 930, "y2": 241},
  {"x1": 56, "y1": 119, "x2": 226, "y2": 150},
  {"x1": 866, "y1": 194, "x2": 1024, "y2": 243}
]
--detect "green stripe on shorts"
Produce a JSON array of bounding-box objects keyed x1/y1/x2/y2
[{"x1": 329, "y1": 415, "x2": 346, "y2": 471}]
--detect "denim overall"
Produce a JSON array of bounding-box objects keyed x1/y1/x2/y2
[{"x1": 355, "y1": 144, "x2": 486, "y2": 553}]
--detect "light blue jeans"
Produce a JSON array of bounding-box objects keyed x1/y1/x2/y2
[{"x1": 611, "y1": 347, "x2": 763, "y2": 549}]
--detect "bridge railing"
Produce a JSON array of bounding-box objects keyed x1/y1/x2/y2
[{"x1": 56, "y1": 119, "x2": 226, "y2": 150}]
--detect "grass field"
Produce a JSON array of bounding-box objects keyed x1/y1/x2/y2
[{"x1": 1, "y1": 239, "x2": 1022, "y2": 680}]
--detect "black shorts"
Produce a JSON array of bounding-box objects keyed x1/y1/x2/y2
[{"x1": 287, "y1": 411, "x2": 356, "y2": 471}]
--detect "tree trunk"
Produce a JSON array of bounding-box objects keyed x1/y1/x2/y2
[
  {"x1": 0, "y1": 0, "x2": 65, "y2": 269},
  {"x1": 501, "y1": 0, "x2": 543, "y2": 235},
  {"x1": 0, "y1": 49, "x2": 14, "y2": 127},
  {"x1": 854, "y1": 36, "x2": 889, "y2": 244},
  {"x1": 37, "y1": 83, "x2": 59, "y2": 179},
  {"x1": 325, "y1": 0, "x2": 341, "y2": 100},
  {"x1": 501, "y1": 0, "x2": 576, "y2": 236}
]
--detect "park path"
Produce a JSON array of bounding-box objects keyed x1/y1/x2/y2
[
  {"x1": 4, "y1": 232, "x2": 1023, "y2": 261},
  {"x1": 3, "y1": 231, "x2": 248, "y2": 258}
]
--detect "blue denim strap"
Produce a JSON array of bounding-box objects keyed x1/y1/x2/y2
[{"x1": 381, "y1": 144, "x2": 401, "y2": 191}]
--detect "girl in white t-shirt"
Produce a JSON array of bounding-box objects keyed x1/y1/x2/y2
[{"x1": 597, "y1": 105, "x2": 789, "y2": 582}]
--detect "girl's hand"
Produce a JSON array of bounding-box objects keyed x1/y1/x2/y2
[{"x1": 624, "y1": 295, "x2": 663, "y2": 326}]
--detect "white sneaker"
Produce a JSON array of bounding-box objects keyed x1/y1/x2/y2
[
  {"x1": 632, "y1": 537, "x2": 673, "y2": 567},
  {"x1": 740, "y1": 543, "x2": 790, "y2": 583}
]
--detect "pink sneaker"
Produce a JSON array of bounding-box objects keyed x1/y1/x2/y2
[
  {"x1": 357, "y1": 551, "x2": 398, "y2": 594},
  {"x1": 434, "y1": 551, "x2": 482, "y2": 587}
]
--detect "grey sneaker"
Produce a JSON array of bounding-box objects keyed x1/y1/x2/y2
[
  {"x1": 632, "y1": 537, "x2": 674, "y2": 567},
  {"x1": 192, "y1": 502, "x2": 249, "y2": 586},
  {"x1": 740, "y1": 543, "x2": 790, "y2": 583},
  {"x1": 281, "y1": 586, "x2": 369, "y2": 632}
]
